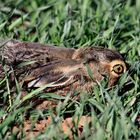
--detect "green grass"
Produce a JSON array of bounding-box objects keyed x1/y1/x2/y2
[{"x1": 0, "y1": 0, "x2": 140, "y2": 139}]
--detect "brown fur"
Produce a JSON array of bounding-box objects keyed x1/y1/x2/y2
[{"x1": 0, "y1": 40, "x2": 127, "y2": 92}]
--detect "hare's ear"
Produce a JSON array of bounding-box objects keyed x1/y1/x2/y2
[
  {"x1": 24, "y1": 68, "x2": 73, "y2": 88},
  {"x1": 23, "y1": 59, "x2": 80, "y2": 89},
  {"x1": 26, "y1": 74, "x2": 74, "y2": 88}
]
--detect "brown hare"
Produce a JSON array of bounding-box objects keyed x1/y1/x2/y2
[{"x1": 0, "y1": 40, "x2": 126, "y2": 93}]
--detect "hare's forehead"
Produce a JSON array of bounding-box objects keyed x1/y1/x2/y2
[{"x1": 90, "y1": 49, "x2": 124, "y2": 62}]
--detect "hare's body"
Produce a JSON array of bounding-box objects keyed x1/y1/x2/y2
[
  {"x1": 1, "y1": 40, "x2": 75, "y2": 65},
  {"x1": 0, "y1": 40, "x2": 126, "y2": 92}
]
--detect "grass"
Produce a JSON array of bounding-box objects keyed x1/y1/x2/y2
[{"x1": 0, "y1": 0, "x2": 140, "y2": 139}]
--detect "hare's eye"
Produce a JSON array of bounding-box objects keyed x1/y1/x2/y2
[{"x1": 112, "y1": 64, "x2": 124, "y2": 74}]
